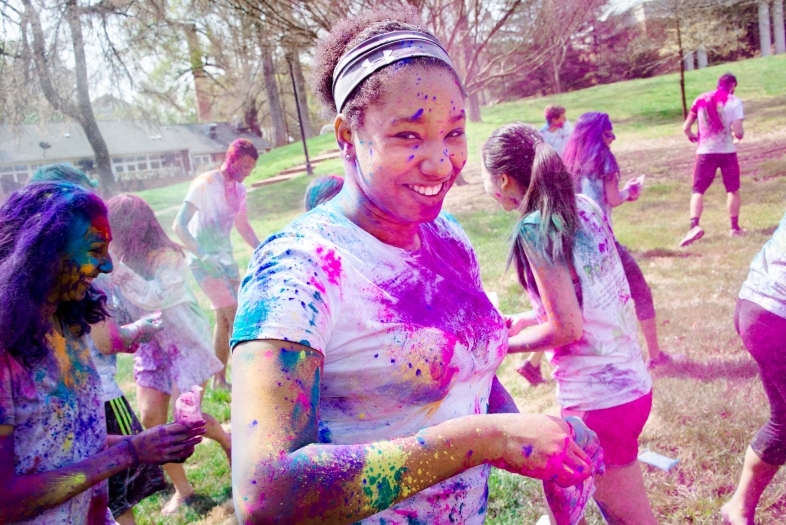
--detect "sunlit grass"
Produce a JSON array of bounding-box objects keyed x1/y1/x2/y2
[{"x1": 117, "y1": 54, "x2": 786, "y2": 524}]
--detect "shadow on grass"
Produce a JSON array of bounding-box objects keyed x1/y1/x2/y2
[
  {"x1": 638, "y1": 247, "x2": 700, "y2": 258},
  {"x1": 655, "y1": 357, "x2": 758, "y2": 382}
]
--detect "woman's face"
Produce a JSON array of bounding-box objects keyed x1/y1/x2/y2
[
  {"x1": 52, "y1": 213, "x2": 113, "y2": 303},
  {"x1": 344, "y1": 65, "x2": 468, "y2": 224},
  {"x1": 602, "y1": 127, "x2": 616, "y2": 146},
  {"x1": 481, "y1": 163, "x2": 522, "y2": 212}
]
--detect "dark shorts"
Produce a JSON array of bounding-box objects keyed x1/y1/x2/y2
[
  {"x1": 105, "y1": 396, "x2": 167, "y2": 517},
  {"x1": 562, "y1": 390, "x2": 652, "y2": 468},
  {"x1": 692, "y1": 152, "x2": 740, "y2": 194}
]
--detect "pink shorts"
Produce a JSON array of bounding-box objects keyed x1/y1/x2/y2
[
  {"x1": 562, "y1": 390, "x2": 652, "y2": 467},
  {"x1": 133, "y1": 338, "x2": 223, "y2": 395}
]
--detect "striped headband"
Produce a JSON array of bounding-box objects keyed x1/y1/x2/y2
[{"x1": 332, "y1": 30, "x2": 456, "y2": 113}]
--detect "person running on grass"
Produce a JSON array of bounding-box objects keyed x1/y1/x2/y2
[
  {"x1": 108, "y1": 194, "x2": 232, "y2": 516},
  {"x1": 230, "y1": 10, "x2": 601, "y2": 524},
  {"x1": 173, "y1": 139, "x2": 261, "y2": 390},
  {"x1": 680, "y1": 72, "x2": 745, "y2": 247},
  {"x1": 0, "y1": 182, "x2": 203, "y2": 525},
  {"x1": 539, "y1": 105, "x2": 573, "y2": 158},
  {"x1": 721, "y1": 208, "x2": 786, "y2": 525},
  {"x1": 483, "y1": 123, "x2": 658, "y2": 524}
]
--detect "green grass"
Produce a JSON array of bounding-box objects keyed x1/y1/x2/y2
[{"x1": 117, "y1": 54, "x2": 786, "y2": 524}]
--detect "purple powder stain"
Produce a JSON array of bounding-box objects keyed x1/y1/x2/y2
[
  {"x1": 411, "y1": 108, "x2": 424, "y2": 120},
  {"x1": 415, "y1": 369, "x2": 421, "y2": 376},
  {"x1": 408, "y1": 155, "x2": 415, "y2": 161},
  {"x1": 522, "y1": 445, "x2": 534, "y2": 457},
  {"x1": 249, "y1": 420, "x2": 258, "y2": 428}
]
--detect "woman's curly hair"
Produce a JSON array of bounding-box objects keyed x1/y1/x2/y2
[
  {"x1": 310, "y1": 6, "x2": 465, "y2": 128},
  {"x1": 0, "y1": 182, "x2": 109, "y2": 369}
]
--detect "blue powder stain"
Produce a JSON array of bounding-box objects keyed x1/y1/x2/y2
[
  {"x1": 416, "y1": 369, "x2": 421, "y2": 376},
  {"x1": 408, "y1": 155, "x2": 415, "y2": 161},
  {"x1": 411, "y1": 108, "x2": 424, "y2": 120},
  {"x1": 249, "y1": 420, "x2": 258, "y2": 428},
  {"x1": 374, "y1": 354, "x2": 379, "y2": 358},
  {"x1": 408, "y1": 363, "x2": 412, "y2": 368},
  {"x1": 522, "y1": 445, "x2": 534, "y2": 457},
  {"x1": 370, "y1": 148, "x2": 373, "y2": 156},
  {"x1": 423, "y1": 94, "x2": 428, "y2": 100},
  {"x1": 298, "y1": 339, "x2": 310, "y2": 346},
  {"x1": 390, "y1": 359, "x2": 396, "y2": 363}
]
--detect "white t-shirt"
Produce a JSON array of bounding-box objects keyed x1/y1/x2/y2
[
  {"x1": 692, "y1": 92, "x2": 744, "y2": 155},
  {"x1": 519, "y1": 195, "x2": 652, "y2": 411},
  {"x1": 184, "y1": 170, "x2": 247, "y2": 256},
  {"x1": 540, "y1": 120, "x2": 574, "y2": 157},
  {"x1": 739, "y1": 210, "x2": 786, "y2": 320},
  {"x1": 232, "y1": 201, "x2": 507, "y2": 524}
]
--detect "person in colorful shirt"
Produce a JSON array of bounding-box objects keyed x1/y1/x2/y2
[
  {"x1": 27, "y1": 163, "x2": 169, "y2": 525},
  {"x1": 539, "y1": 105, "x2": 574, "y2": 157},
  {"x1": 230, "y1": 9, "x2": 601, "y2": 525},
  {"x1": 109, "y1": 194, "x2": 231, "y2": 515},
  {"x1": 721, "y1": 210, "x2": 786, "y2": 525},
  {"x1": 482, "y1": 122, "x2": 657, "y2": 524},
  {"x1": 0, "y1": 182, "x2": 204, "y2": 524},
  {"x1": 173, "y1": 139, "x2": 261, "y2": 389},
  {"x1": 561, "y1": 111, "x2": 670, "y2": 369},
  {"x1": 680, "y1": 72, "x2": 745, "y2": 247}
]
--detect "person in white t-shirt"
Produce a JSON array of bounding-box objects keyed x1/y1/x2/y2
[
  {"x1": 680, "y1": 73, "x2": 745, "y2": 247},
  {"x1": 482, "y1": 123, "x2": 656, "y2": 524},
  {"x1": 229, "y1": 9, "x2": 602, "y2": 525},
  {"x1": 539, "y1": 105, "x2": 574, "y2": 157},
  {"x1": 173, "y1": 139, "x2": 261, "y2": 390}
]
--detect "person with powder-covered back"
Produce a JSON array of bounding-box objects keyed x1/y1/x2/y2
[{"x1": 230, "y1": 9, "x2": 602, "y2": 524}]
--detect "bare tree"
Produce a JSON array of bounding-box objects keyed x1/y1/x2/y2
[{"x1": 0, "y1": 0, "x2": 138, "y2": 194}]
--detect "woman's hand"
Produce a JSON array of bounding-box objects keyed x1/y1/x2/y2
[
  {"x1": 490, "y1": 414, "x2": 593, "y2": 488},
  {"x1": 133, "y1": 311, "x2": 163, "y2": 343},
  {"x1": 623, "y1": 176, "x2": 644, "y2": 201},
  {"x1": 130, "y1": 421, "x2": 206, "y2": 465},
  {"x1": 505, "y1": 311, "x2": 538, "y2": 337}
]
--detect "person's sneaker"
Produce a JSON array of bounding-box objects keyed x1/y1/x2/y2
[
  {"x1": 647, "y1": 352, "x2": 685, "y2": 369},
  {"x1": 679, "y1": 226, "x2": 704, "y2": 247},
  {"x1": 517, "y1": 361, "x2": 545, "y2": 385},
  {"x1": 730, "y1": 227, "x2": 747, "y2": 237}
]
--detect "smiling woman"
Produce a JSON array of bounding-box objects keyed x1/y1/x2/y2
[
  {"x1": 229, "y1": 8, "x2": 603, "y2": 525},
  {"x1": 0, "y1": 183, "x2": 205, "y2": 524}
]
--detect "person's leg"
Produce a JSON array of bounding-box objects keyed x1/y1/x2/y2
[
  {"x1": 115, "y1": 509, "x2": 136, "y2": 525},
  {"x1": 593, "y1": 462, "x2": 657, "y2": 525},
  {"x1": 722, "y1": 300, "x2": 786, "y2": 524},
  {"x1": 198, "y1": 381, "x2": 232, "y2": 462},
  {"x1": 690, "y1": 192, "x2": 704, "y2": 224},
  {"x1": 137, "y1": 385, "x2": 195, "y2": 515},
  {"x1": 615, "y1": 243, "x2": 664, "y2": 363},
  {"x1": 721, "y1": 446, "x2": 781, "y2": 525},
  {"x1": 212, "y1": 305, "x2": 237, "y2": 389},
  {"x1": 722, "y1": 153, "x2": 743, "y2": 235},
  {"x1": 681, "y1": 154, "x2": 714, "y2": 247}
]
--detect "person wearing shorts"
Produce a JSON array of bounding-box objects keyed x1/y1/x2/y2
[
  {"x1": 173, "y1": 139, "x2": 261, "y2": 389},
  {"x1": 681, "y1": 73, "x2": 745, "y2": 247}
]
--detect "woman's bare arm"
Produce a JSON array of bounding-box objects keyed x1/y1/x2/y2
[
  {"x1": 232, "y1": 340, "x2": 592, "y2": 525},
  {"x1": 507, "y1": 250, "x2": 583, "y2": 354}
]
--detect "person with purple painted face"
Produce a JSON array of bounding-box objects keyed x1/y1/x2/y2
[
  {"x1": 229, "y1": 9, "x2": 600, "y2": 525},
  {"x1": 0, "y1": 183, "x2": 205, "y2": 525}
]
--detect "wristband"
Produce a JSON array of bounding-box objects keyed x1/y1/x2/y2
[{"x1": 124, "y1": 438, "x2": 140, "y2": 468}]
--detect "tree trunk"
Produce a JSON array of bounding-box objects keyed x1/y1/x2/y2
[
  {"x1": 697, "y1": 47, "x2": 708, "y2": 68},
  {"x1": 259, "y1": 35, "x2": 288, "y2": 147},
  {"x1": 285, "y1": 49, "x2": 313, "y2": 139},
  {"x1": 773, "y1": 0, "x2": 785, "y2": 54},
  {"x1": 184, "y1": 24, "x2": 212, "y2": 122},
  {"x1": 684, "y1": 51, "x2": 695, "y2": 70},
  {"x1": 243, "y1": 100, "x2": 262, "y2": 137},
  {"x1": 759, "y1": 1, "x2": 772, "y2": 57},
  {"x1": 676, "y1": 15, "x2": 688, "y2": 120},
  {"x1": 65, "y1": 2, "x2": 116, "y2": 196}
]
